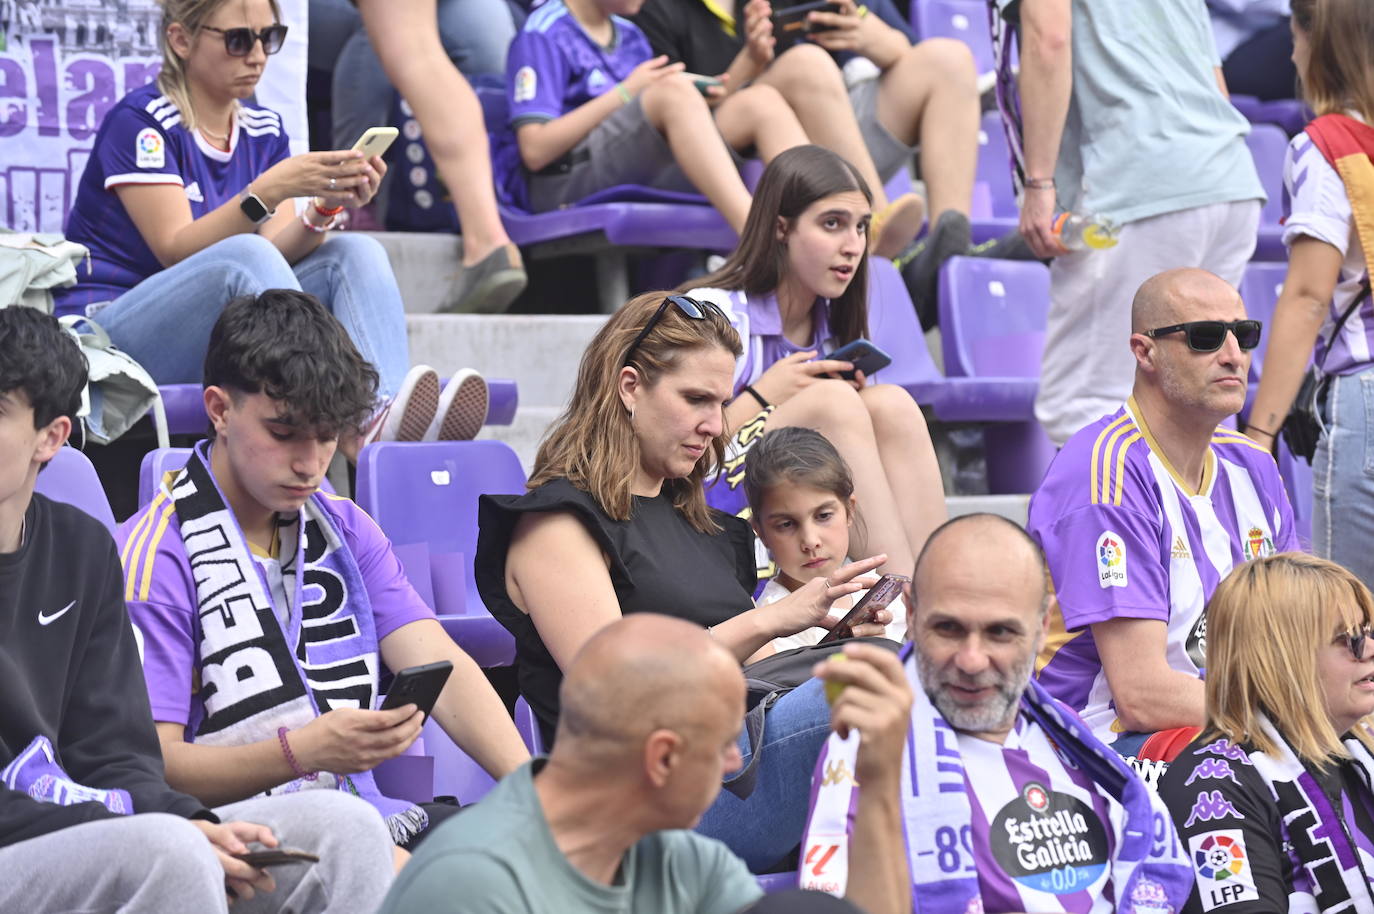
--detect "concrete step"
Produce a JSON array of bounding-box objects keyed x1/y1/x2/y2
[{"x1": 368, "y1": 232, "x2": 462, "y2": 315}]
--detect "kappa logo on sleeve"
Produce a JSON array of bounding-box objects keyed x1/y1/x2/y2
[
  {"x1": 135, "y1": 127, "x2": 164, "y2": 168},
  {"x1": 1096, "y1": 532, "x2": 1128, "y2": 588},
  {"x1": 513, "y1": 66, "x2": 538, "y2": 103},
  {"x1": 1188, "y1": 830, "x2": 1259, "y2": 910}
]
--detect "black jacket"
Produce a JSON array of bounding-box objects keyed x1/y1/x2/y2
[{"x1": 0, "y1": 494, "x2": 209, "y2": 849}]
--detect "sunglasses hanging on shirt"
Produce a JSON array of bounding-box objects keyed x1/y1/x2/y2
[
  {"x1": 1144, "y1": 319, "x2": 1263, "y2": 352},
  {"x1": 201, "y1": 23, "x2": 289, "y2": 57}
]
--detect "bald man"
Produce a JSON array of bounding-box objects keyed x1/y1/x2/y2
[
  {"x1": 379, "y1": 614, "x2": 910, "y2": 914},
  {"x1": 1029, "y1": 268, "x2": 1298, "y2": 755},
  {"x1": 803, "y1": 514, "x2": 1193, "y2": 913}
]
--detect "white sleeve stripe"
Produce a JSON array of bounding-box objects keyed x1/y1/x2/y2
[{"x1": 104, "y1": 174, "x2": 185, "y2": 189}]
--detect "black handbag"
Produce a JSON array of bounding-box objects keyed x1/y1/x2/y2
[
  {"x1": 722, "y1": 636, "x2": 901, "y2": 799},
  {"x1": 1281, "y1": 280, "x2": 1372, "y2": 463}
]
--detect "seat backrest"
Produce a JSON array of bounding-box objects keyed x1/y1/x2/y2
[
  {"x1": 138, "y1": 447, "x2": 193, "y2": 508},
  {"x1": 938, "y1": 256, "x2": 1051, "y2": 378},
  {"x1": 33, "y1": 446, "x2": 116, "y2": 535},
  {"x1": 475, "y1": 85, "x2": 508, "y2": 141},
  {"x1": 1245, "y1": 123, "x2": 1289, "y2": 227},
  {"x1": 976, "y1": 111, "x2": 1019, "y2": 219},
  {"x1": 1240, "y1": 261, "x2": 1289, "y2": 383},
  {"x1": 865, "y1": 258, "x2": 944, "y2": 388},
  {"x1": 356, "y1": 441, "x2": 527, "y2": 614},
  {"x1": 912, "y1": 0, "x2": 995, "y2": 73}
]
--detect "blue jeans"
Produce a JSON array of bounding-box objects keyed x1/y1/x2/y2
[
  {"x1": 93, "y1": 234, "x2": 408, "y2": 423},
  {"x1": 1314, "y1": 369, "x2": 1374, "y2": 589},
  {"x1": 695, "y1": 677, "x2": 833, "y2": 872},
  {"x1": 325, "y1": 0, "x2": 516, "y2": 151}
]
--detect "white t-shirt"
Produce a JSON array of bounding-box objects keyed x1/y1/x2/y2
[{"x1": 757, "y1": 573, "x2": 907, "y2": 653}]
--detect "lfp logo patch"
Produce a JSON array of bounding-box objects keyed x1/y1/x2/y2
[
  {"x1": 1096, "y1": 532, "x2": 1127, "y2": 588},
  {"x1": 1188, "y1": 830, "x2": 1258, "y2": 911},
  {"x1": 135, "y1": 127, "x2": 164, "y2": 168}
]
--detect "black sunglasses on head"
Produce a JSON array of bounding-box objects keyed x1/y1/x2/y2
[
  {"x1": 1339, "y1": 624, "x2": 1374, "y2": 662},
  {"x1": 622, "y1": 295, "x2": 721, "y2": 366},
  {"x1": 1145, "y1": 319, "x2": 1263, "y2": 352},
  {"x1": 201, "y1": 23, "x2": 289, "y2": 57}
]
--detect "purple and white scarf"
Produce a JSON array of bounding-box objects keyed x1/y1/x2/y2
[
  {"x1": 800, "y1": 644, "x2": 1195, "y2": 913},
  {"x1": 172, "y1": 443, "x2": 426, "y2": 844}
]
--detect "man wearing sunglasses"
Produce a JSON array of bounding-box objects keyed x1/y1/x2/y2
[{"x1": 1027, "y1": 268, "x2": 1300, "y2": 765}]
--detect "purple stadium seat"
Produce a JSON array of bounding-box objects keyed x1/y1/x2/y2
[
  {"x1": 475, "y1": 86, "x2": 738, "y2": 254},
  {"x1": 356, "y1": 440, "x2": 526, "y2": 667},
  {"x1": 420, "y1": 714, "x2": 498, "y2": 804},
  {"x1": 1246, "y1": 123, "x2": 1289, "y2": 261},
  {"x1": 911, "y1": 0, "x2": 995, "y2": 73},
  {"x1": 514, "y1": 695, "x2": 545, "y2": 755},
  {"x1": 154, "y1": 380, "x2": 519, "y2": 438},
  {"x1": 975, "y1": 111, "x2": 1019, "y2": 222},
  {"x1": 1231, "y1": 95, "x2": 1311, "y2": 138},
  {"x1": 937, "y1": 256, "x2": 1057, "y2": 492},
  {"x1": 756, "y1": 872, "x2": 799, "y2": 894},
  {"x1": 33, "y1": 446, "x2": 116, "y2": 535}
]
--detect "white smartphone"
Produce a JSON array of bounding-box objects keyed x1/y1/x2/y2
[{"x1": 351, "y1": 126, "x2": 398, "y2": 159}]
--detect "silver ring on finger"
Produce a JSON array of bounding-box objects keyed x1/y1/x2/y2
[{"x1": 329, "y1": 177, "x2": 337, "y2": 190}]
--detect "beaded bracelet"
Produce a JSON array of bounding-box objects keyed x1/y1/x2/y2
[
  {"x1": 301, "y1": 211, "x2": 340, "y2": 234},
  {"x1": 616, "y1": 82, "x2": 633, "y2": 105},
  {"x1": 277, "y1": 726, "x2": 318, "y2": 781}
]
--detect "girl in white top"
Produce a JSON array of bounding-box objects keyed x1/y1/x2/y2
[{"x1": 744, "y1": 426, "x2": 906, "y2": 657}]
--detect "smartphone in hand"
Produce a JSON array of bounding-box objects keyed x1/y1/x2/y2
[
  {"x1": 817, "y1": 573, "x2": 909, "y2": 644},
  {"x1": 235, "y1": 849, "x2": 320, "y2": 868},
  {"x1": 351, "y1": 126, "x2": 399, "y2": 159},
  {"x1": 825, "y1": 338, "x2": 893, "y2": 381},
  {"x1": 685, "y1": 73, "x2": 724, "y2": 96},
  {"x1": 770, "y1": 0, "x2": 842, "y2": 49},
  {"x1": 379, "y1": 660, "x2": 453, "y2": 719}
]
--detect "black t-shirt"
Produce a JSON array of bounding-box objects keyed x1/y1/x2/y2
[
  {"x1": 1158, "y1": 731, "x2": 1374, "y2": 914},
  {"x1": 0, "y1": 495, "x2": 209, "y2": 850},
  {"x1": 475, "y1": 478, "x2": 757, "y2": 741}
]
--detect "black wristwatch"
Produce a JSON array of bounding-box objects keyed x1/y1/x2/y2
[{"x1": 239, "y1": 187, "x2": 273, "y2": 225}]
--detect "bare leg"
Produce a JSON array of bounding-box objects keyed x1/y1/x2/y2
[
  {"x1": 859, "y1": 384, "x2": 947, "y2": 556},
  {"x1": 752, "y1": 44, "x2": 891, "y2": 208},
  {"x1": 875, "y1": 38, "x2": 979, "y2": 219},
  {"x1": 639, "y1": 77, "x2": 754, "y2": 233},
  {"x1": 356, "y1": 0, "x2": 515, "y2": 267},
  {"x1": 764, "y1": 380, "x2": 917, "y2": 577},
  {"x1": 713, "y1": 84, "x2": 810, "y2": 162}
]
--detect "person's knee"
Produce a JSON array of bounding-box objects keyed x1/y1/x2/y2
[
  {"x1": 767, "y1": 43, "x2": 847, "y2": 95},
  {"x1": 258, "y1": 790, "x2": 393, "y2": 855},
  {"x1": 640, "y1": 75, "x2": 708, "y2": 122},
  {"x1": 862, "y1": 383, "x2": 925, "y2": 429},
  {"x1": 317, "y1": 232, "x2": 392, "y2": 272},
  {"x1": 120, "y1": 815, "x2": 223, "y2": 886},
  {"x1": 791, "y1": 379, "x2": 868, "y2": 427},
  {"x1": 914, "y1": 36, "x2": 978, "y2": 83},
  {"x1": 205, "y1": 234, "x2": 296, "y2": 289}
]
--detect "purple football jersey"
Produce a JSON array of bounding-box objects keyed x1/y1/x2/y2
[{"x1": 1029, "y1": 399, "x2": 1298, "y2": 743}]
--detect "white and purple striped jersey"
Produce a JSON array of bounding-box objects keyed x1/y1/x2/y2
[
  {"x1": 685, "y1": 286, "x2": 835, "y2": 399},
  {"x1": 957, "y1": 717, "x2": 1123, "y2": 912},
  {"x1": 1029, "y1": 399, "x2": 1298, "y2": 743},
  {"x1": 1283, "y1": 120, "x2": 1372, "y2": 376}
]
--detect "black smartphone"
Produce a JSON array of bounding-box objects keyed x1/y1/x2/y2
[
  {"x1": 379, "y1": 660, "x2": 453, "y2": 719},
  {"x1": 817, "y1": 573, "x2": 909, "y2": 644},
  {"x1": 827, "y1": 338, "x2": 893, "y2": 380},
  {"x1": 235, "y1": 849, "x2": 320, "y2": 868},
  {"x1": 771, "y1": 0, "x2": 842, "y2": 48}
]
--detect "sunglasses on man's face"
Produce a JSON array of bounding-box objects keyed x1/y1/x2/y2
[
  {"x1": 201, "y1": 23, "x2": 289, "y2": 57},
  {"x1": 1144, "y1": 319, "x2": 1263, "y2": 352},
  {"x1": 621, "y1": 295, "x2": 722, "y2": 366},
  {"x1": 1337, "y1": 624, "x2": 1374, "y2": 662}
]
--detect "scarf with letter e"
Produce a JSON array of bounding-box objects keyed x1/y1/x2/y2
[
  {"x1": 800, "y1": 644, "x2": 1194, "y2": 913},
  {"x1": 171, "y1": 441, "x2": 426, "y2": 844}
]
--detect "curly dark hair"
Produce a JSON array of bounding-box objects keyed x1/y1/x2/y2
[
  {"x1": 203, "y1": 290, "x2": 379, "y2": 438},
  {"x1": 0, "y1": 307, "x2": 88, "y2": 429}
]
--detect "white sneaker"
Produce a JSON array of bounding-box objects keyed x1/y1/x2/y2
[
  {"x1": 362, "y1": 365, "x2": 440, "y2": 446},
  {"x1": 424, "y1": 369, "x2": 489, "y2": 441}
]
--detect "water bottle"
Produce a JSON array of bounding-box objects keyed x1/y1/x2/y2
[{"x1": 1052, "y1": 212, "x2": 1119, "y2": 251}]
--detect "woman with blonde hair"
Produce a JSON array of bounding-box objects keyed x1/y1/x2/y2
[
  {"x1": 475, "y1": 290, "x2": 891, "y2": 871},
  {"x1": 1244, "y1": 0, "x2": 1374, "y2": 588},
  {"x1": 1158, "y1": 552, "x2": 1374, "y2": 914},
  {"x1": 55, "y1": 0, "x2": 487, "y2": 452}
]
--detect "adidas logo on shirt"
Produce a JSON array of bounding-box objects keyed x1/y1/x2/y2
[{"x1": 1171, "y1": 536, "x2": 1191, "y2": 560}]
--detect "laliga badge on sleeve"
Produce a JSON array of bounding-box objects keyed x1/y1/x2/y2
[
  {"x1": 136, "y1": 127, "x2": 165, "y2": 169},
  {"x1": 513, "y1": 66, "x2": 538, "y2": 103},
  {"x1": 1096, "y1": 532, "x2": 1128, "y2": 589},
  {"x1": 1188, "y1": 830, "x2": 1259, "y2": 911}
]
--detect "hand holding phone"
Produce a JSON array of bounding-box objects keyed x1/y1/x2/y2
[
  {"x1": 351, "y1": 126, "x2": 398, "y2": 159},
  {"x1": 770, "y1": 0, "x2": 842, "y2": 48},
  {"x1": 380, "y1": 660, "x2": 454, "y2": 719},
  {"x1": 824, "y1": 338, "x2": 893, "y2": 381},
  {"x1": 817, "y1": 573, "x2": 908, "y2": 644},
  {"x1": 684, "y1": 73, "x2": 725, "y2": 96}
]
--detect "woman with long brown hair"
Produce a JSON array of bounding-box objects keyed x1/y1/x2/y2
[
  {"x1": 1158, "y1": 553, "x2": 1374, "y2": 913},
  {"x1": 475, "y1": 291, "x2": 891, "y2": 871},
  {"x1": 684, "y1": 145, "x2": 946, "y2": 582},
  {"x1": 1244, "y1": 0, "x2": 1374, "y2": 587}
]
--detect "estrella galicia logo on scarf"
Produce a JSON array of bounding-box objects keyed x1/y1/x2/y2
[{"x1": 990, "y1": 782, "x2": 1110, "y2": 894}]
